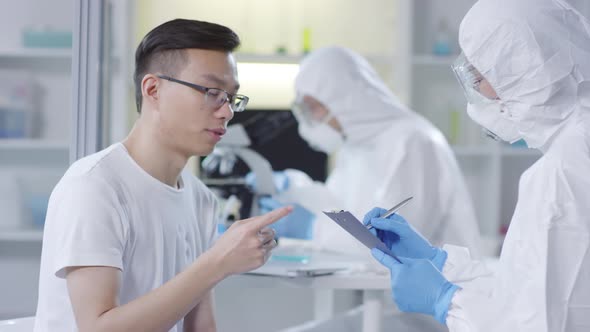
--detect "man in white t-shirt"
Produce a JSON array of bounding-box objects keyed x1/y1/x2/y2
[{"x1": 34, "y1": 19, "x2": 291, "y2": 332}]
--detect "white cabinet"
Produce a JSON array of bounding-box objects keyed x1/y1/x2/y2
[
  {"x1": 0, "y1": 0, "x2": 133, "y2": 319},
  {"x1": 0, "y1": 0, "x2": 132, "y2": 242},
  {"x1": 0, "y1": 0, "x2": 74, "y2": 319},
  {"x1": 395, "y1": 0, "x2": 542, "y2": 249},
  {"x1": 0, "y1": 138, "x2": 68, "y2": 241},
  {"x1": 0, "y1": 4, "x2": 73, "y2": 239}
]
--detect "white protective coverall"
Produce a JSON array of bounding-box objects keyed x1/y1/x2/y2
[
  {"x1": 443, "y1": 0, "x2": 590, "y2": 331},
  {"x1": 280, "y1": 47, "x2": 481, "y2": 258}
]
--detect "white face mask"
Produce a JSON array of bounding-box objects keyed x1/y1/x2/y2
[
  {"x1": 466, "y1": 102, "x2": 521, "y2": 143},
  {"x1": 298, "y1": 116, "x2": 344, "y2": 154}
]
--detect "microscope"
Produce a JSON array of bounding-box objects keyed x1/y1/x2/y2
[
  {"x1": 201, "y1": 123, "x2": 278, "y2": 225},
  {"x1": 200, "y1": 110, "x2": 327, "y2": 230}
]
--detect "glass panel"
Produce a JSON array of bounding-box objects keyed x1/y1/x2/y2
[
  {"x1": 101, "y1": 0, "x2": 134, "y2": 147},
  {"x1": 0, "y1": 0, "x2": 73, "y2": 319}
]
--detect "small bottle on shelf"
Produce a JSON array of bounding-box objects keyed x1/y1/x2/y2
[
  {"x1": 433, "y1": 19, "x2": 452, "y2": 56},
  {"x1": 448, "y1": 103, "x2": 461, "y2": 145},
  {"x1": 0, "y1": 175, "x2": 22, "y2": 230},
  {"x1": 302, "y1": 26, "x2": 312, "y2": 54}
]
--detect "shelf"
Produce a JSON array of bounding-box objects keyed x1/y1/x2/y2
[
  {"x1": 452, "y1": 145, "x2": 496, "y2": 157},
  {"x1": 0, "y1": 48, "x2": 71, "y2": 60},
  {"x1": 451, "y1": 145, "x2": 542, "y2": 159},
  {"x1": 0, "y1": 48, "x2": 72, "y2": 72},
  {"x1": 365, "y1": 54, "x2": 396, "y2": 65},
  {"x1": 0, "y1": 139, "x2": 69, "y2": 151},
  {"x1": 0, "y1": 229, "x2": 43, "y2": 242},
  {"x1": 236, "y1": 53, "x2": 394, "y2": 65},
  {"x1": 412, "y1": 54, "x2": 456, "y2": 66},
  {"x1": 501, "y1": 147, "x2": 542, "y2": 157},
  {"x1": 236, "y1": 53, "x2": 302, "y2": 64}
]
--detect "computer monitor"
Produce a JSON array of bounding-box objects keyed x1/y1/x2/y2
[{"x1": 204, "y1": 109, "x2": 328, "y2": 181}]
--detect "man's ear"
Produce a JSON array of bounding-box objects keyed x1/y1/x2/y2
[{"x1": 141, "y1": 74, "x2": 160, "y2": 109}]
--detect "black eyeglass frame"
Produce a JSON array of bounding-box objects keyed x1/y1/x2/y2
[{"x1": 157, "y1": 74, "x2": 249, "y2": 112}]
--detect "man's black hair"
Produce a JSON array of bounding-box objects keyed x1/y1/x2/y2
[{"x1": 133, "y1": 19, "x2": 240, "y2": 113}]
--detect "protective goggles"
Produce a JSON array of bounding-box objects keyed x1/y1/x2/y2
[
  {"x1": 291, "y1": 95, "x2": 332, "y2": 126},
  {"x1": 451, "y1": 53, "x2": 499, "y2": 104}
]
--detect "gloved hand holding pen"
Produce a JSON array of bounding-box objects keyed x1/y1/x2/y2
[
  {"x1": 371, "y1": 248, "x2": 459, "y2": 324},
  {"x1": 362, "y1": 207, "x2": 448, "y2": 270}
]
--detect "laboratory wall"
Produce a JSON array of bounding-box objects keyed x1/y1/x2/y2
[
  {"x1": 135, "y1": 0, "x2": 397, "y2": 56},
  {"x1": 132, "y1": 0, "x2": 399, "y2": 111}
]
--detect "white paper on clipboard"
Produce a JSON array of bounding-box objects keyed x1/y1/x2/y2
[{"x1": 323, "y1": 210, "x2": 401, "y2": 263}]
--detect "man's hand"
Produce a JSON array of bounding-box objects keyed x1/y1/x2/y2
[
  {"x1": 258, "y1": 197, "x2": 315, "y2": 240},
  {"x1": 209, "y1": 206, "x2": 293, "y2": 277}
]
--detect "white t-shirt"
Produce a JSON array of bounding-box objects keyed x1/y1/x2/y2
[{"x1": 34, "y1": 143, "x2": 218, "y2": 332}]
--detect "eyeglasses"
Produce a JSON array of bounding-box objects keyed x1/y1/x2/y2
[{"x1": 158, "y1": 75, "x2": 249, "y2": 112}]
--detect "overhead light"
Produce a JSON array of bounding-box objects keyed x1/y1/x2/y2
[{"x1": 236, "y1": 62, "x2": 300, "y2": 110}]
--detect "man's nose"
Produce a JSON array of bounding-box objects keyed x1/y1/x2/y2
[{"x1": 216, "y1": 100, "x2": 234, "y2": 121}]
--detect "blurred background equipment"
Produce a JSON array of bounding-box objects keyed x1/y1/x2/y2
[{"x1": 201, "y1": 110, "x2": 328, "y2": 223}]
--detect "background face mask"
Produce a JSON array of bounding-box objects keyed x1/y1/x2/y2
[
  {"x1": 298, "y1": 119, "x2": 344, "y2": 154},
  {"x1": 467, "y1": 102, "x2": 521, "y2": 143}
]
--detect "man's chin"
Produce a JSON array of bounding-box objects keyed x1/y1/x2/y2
[{"x1": 193, "y1": 144, "x2": 216, "y2": 157}]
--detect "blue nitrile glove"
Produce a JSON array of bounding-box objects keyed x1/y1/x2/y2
[
  {"x1": 372, "y1": 248, "x2": 459, "y2": 324},
  {"x1": 258, "y1": 197, "x2": 315, "y2": 240},
  {"x1": 245, "y1": 171, "x2": 290, "y2": 193},
  {"x1": 363, "y1": 207, "x2": 447, "y2": 271}
]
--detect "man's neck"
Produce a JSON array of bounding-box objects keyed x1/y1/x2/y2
[{"x1": 123, "y1": 121, "x2": 187, "y2": 188}]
